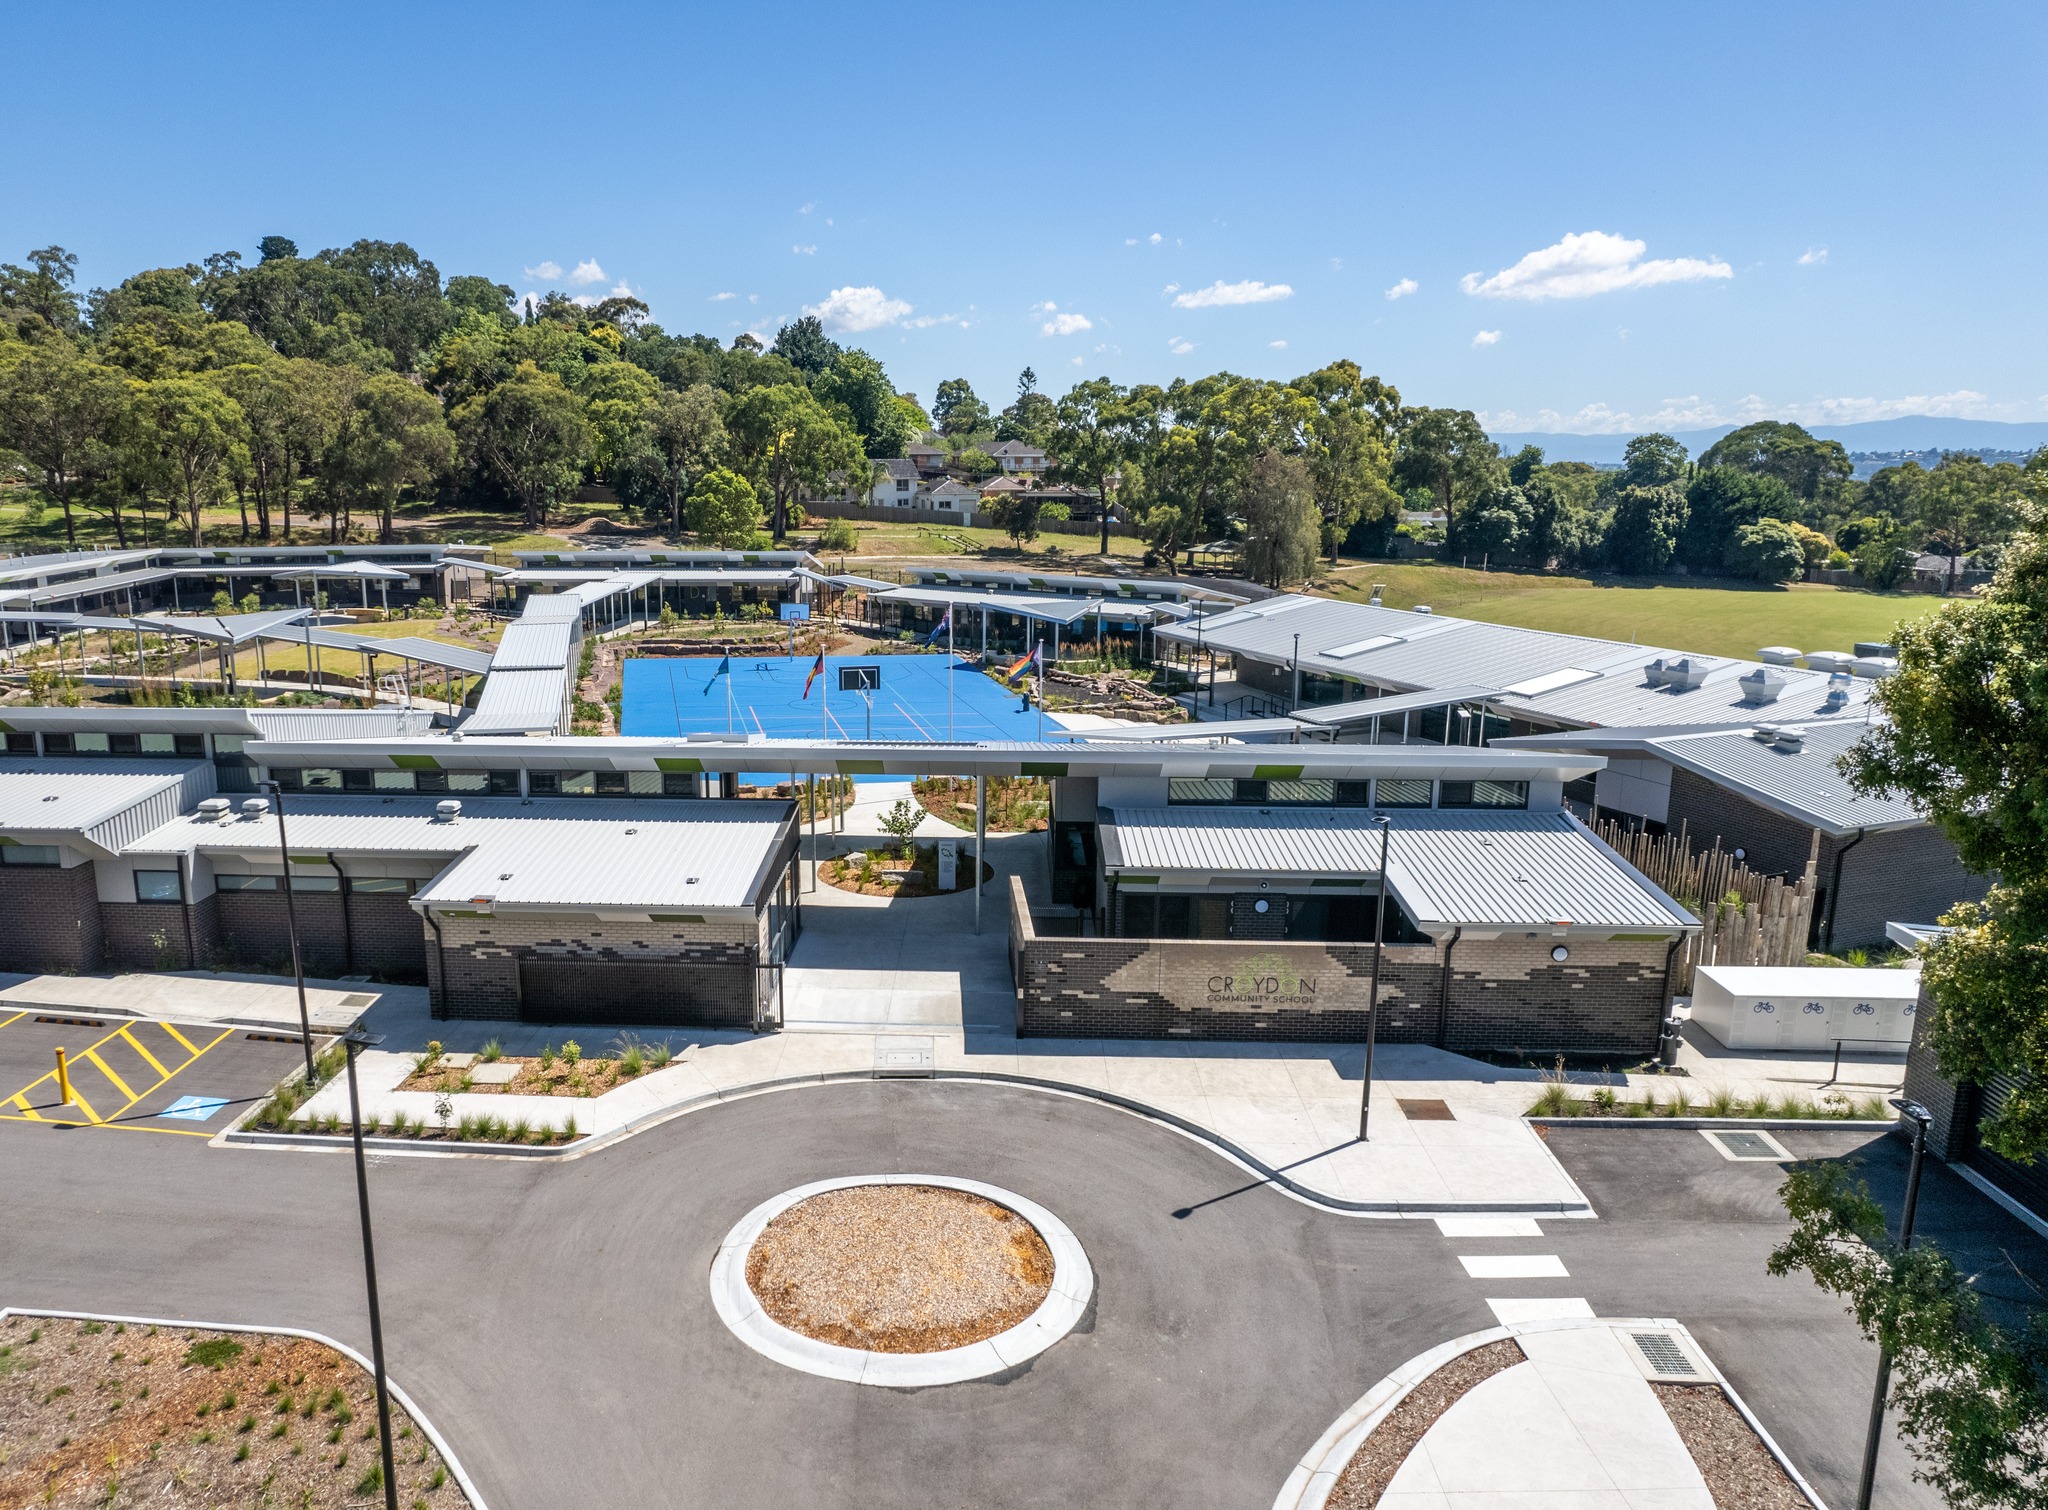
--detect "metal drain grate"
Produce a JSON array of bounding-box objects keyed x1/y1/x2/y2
[
  {"x1": 338, "y1": 993, "x2": 377, "y2": 1008},
  {"x1": 1631, "y1": 1332, "x2": 1700, "y2": 1378},
  {"x1": 1397, "y1": 1098, "x2": 1455, "y2": 1121}
]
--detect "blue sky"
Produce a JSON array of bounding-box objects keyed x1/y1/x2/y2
[{"x1": 5, "y1": 2, "x2": 2044, "y2": 434}]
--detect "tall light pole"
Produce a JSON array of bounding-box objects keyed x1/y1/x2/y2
[
  {"x1": 1359, "y1": 814, "x2": 1391, "y2": 1140},
  {"x1": 256, "y1": 782, "x2": 316, "y2": 1084},
  {"x1": 341, "y1": 1027, "x2": 400, "y2": 1510},
  {"x1": 1855, "y1": 1096, "x2": 1932, "y2": 1510}
]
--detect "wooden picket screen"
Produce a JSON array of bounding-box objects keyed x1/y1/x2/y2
[{"x1": 1592, "y1": 817, "x2": 1820, "y2": 993}]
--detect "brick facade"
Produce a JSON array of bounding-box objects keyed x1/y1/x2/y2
[
  {"x1": 425, "y1": 911, "x2": 763, "y2": 1028},
  {"x1": 1011, "y1": 897, "x2": 1671, "y2": 1054},
  {"x1": 1902, "y1": 979, "x2": 1974, "y2": 1161},
  {"x1": 211, "y1": 889, "x2": 429, "y2": 982},
  {"x1": 1663, "y1": 768, "x2": 1990, "y2": 949},
  {"x1": 0, "y1": 862, "x2": 104, "y2": 972},
  {"x1": 101, "y1": 893, "x2": 221, "y2": 971}
]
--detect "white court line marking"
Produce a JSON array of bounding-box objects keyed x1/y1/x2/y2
[
  {"x1": 1460, "y1": 1254, "x2": 1569, "y2": 1279},
  {"x1": 1435, "y1": 1216, "x2": 1543, "y2": 1238},
  {"x1": 1488, "y1": 1297, "x2": 1595, "y2": 1324}
]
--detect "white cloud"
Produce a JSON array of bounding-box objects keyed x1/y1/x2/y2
[
  {"x1": 798, "y1": 202, "x2": 815, "y2": 215},
  {"x1": 709, "y1": 291, "x2": 737, "y2": 302},
  {"x1": 1472, "y1": 330, "x2": 1502, "y2": 347},
  {"x1": 1150, "y1": 232, "x2": 1163, "y2": 245},
  {"x1": 1070, "y1": 356, "x2": 1085, "y2": 365},
  {"x1": 523, "y1": 260, "x2": 563, "y2": 282},
  {"x1": 1384, "y1": 278, "x2": 1419, "y2": 301},
  {"x1": 1461, "y1": 231, "x2": 1732, "y2": 300},
  {"x1": 1269, "y1": 339, "x2": 1288, "y2": 348},
  {"x1": 805, "y1": 285, "x2": 913, "y2": 333},
  {"x1": 1162, "y1": 283, "x2": 1179, "y2": 295},
  {"x1": 792, "y1": 244, "x2": 818, "y2": 256},
  {"x1": 1168, "y1": 338, "x2": 1195, "y2": 355},
  {"x1": 748, "y1": 294, "x2": 759, "y2": 304},
  {"x1": 1799, "y1": 246, "x2": 1829, "y2": 266},
  {"x1": 904, "y1": 312, "x2": 964, "y2": 329},
  {"x1": 1478, "y1": 389, "x2": 2023, "y2": 434},
  {"x1": 1032, "y1": 300, "x2": 1058, "y2": 313},
  {"x1": 1042, "y1": 312, "x2": 1093, "y2": 337},
  {"x1": 569, "y1": 259, "x2": 606, "y2": 286},
  {"x1": 1172, "y1": 278, "x2": 1294, "y2": 308},
  {"x1": 1330, "y1": 257, "x2": 1344, "y2": 271}
]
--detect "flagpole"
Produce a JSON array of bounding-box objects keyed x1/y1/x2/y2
[
  {"x1": 947, "y1": 609, "x2": 955, "y2": 742},
  {"x1": 1036, "y1": 643, "x2": 1044, "y2": 742}
]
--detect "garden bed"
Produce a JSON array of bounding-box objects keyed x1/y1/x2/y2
[
  {"x1": 820, "y1": 844, "x2": 991, "y2": 898},
  {"x1": 1652, "y1": 1382, "x2": 1812, "y2": 1508},
  {"x1": 1526, "y1": 1083, "x2": 1889, "y2": 1120},
  {"x1": 399, "y1": 1038, "x2": 673, "y2": 1097},
  {"x1": 0, "y1": 1315, "x2": 470, "y2": 1510},
  {"x1": 1326, "y1": 1338, "x2": 1526, "y2": 1508},
  {"x1": 911, "y1": 775, "x2": 1049, "y2": 833},
  {"x1": 744, "y1": 1184, "x2": 1053, "y2": 1353}
]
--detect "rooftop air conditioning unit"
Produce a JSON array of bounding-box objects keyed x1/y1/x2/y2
[
  {"x1": 1757, "y1": 646, "x2": 1804, "y2": 666},
  {"x1": 1854, "y1": 641, "x2": 1895, "y2": 658},
  {"x1": 1738, "y1": 668, "x2": 1786, "y2": 705}
]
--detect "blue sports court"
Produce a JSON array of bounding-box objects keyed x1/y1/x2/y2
[{"x1": 619, "y1": 653, "x2": 1049, "y2": 742}]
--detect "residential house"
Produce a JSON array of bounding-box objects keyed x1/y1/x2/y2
[
  {"x1": 989, "y1": 439, "x2": 1051, "y2": 476},
  {"x1": 870, "y1": 458, "x2": 923, "y2": 508}
]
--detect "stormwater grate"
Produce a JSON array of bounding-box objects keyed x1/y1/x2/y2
[
  {"x1": 338, "y1": 993, "x2": 377, "y2": 1008},
  {"x1": 1632, "y1": 1332, "x2": 1701, "y2": 1378},
  {"x1": 1701, "y1": 1128, "x2": 1794, "y2": 1161},
  {"x1": 1397, "y1": 1098, "x2": 1455, "y2": 1121}
]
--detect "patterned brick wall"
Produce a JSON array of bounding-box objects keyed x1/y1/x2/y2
[
  {"x1": 0, "y1": 863, "x2": 104, "y2": 972},
  {"x1": 206, "y1": 890, "x2": 429, "y2": 982},
  {"x1": 1013, "y1": 925, "x2": 1670, "y2": 1052},
  {"x1": 1902, "y1": 978, "x2": 1973, "y2": 1161},
  {"x1": 425, "y1": 911, "x2": 762, "y2": 1027}
]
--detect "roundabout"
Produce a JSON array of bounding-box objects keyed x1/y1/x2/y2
[{"x1": 710, "y1": 1173, "x2": 1094, "y2": 1385}]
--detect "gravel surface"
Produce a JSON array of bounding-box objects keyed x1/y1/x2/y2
[
  {"x1": 1324, "y1": 1339, "x2": 1526, "y2": 1509},
  {"x1": 745, "y1": 1184, "x2": 1054, "y2": 1352},
  {"x1": 0, "y1": 1315, "x2": 469, "y2": 1509},
  {"x1": 1653, "y1": 1382, "x2": 1813, "y2": 1508}
]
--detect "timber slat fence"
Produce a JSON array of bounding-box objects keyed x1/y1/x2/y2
[{"x1": 1593, "y1": 817, "x2": 1820, "y2": 993}]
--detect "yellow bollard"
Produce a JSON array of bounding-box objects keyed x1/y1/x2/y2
[{"x1": 55, "y1": 1047, "x2": 72, "y2": 1105}]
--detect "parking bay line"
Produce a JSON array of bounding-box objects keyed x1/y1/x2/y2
[{"x1": 1459, "y1": 1254, "x2": 1570, "y2": 1279}]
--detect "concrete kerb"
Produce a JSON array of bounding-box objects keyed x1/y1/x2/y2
[
  {"x1": 707, "y1": 1173, "x2": 1094, "y2": 1387},
  {"x1": 0, "y1": 1306, "x2": 491, "y2": 1510},
  {"x1": 221, "y1": 1066, "x2": 1598, "y2": 1217},
  {"x1": 1529, "y1": 1116, "x2": 1899, "y2": 1132},
  {"x1": 1270, "y1": 1315, "x2": 1831, "y2": 1510}
]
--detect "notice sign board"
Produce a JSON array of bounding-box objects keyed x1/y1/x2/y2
[
  {"x1": 937, "y1": 838, "x2": 958, "y2": 891},
  {"x1": 779, "y1": 601, "x2": 810, "y2": 622},
  {"x1": 839, "y1": 664, "x2": 881, "y2": 692}
]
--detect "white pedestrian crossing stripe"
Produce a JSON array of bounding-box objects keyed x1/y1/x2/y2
[
  {"x1": 1434, "y1": 1216, "x2": 1543, "y2": 1238},
  {"x1": 1488, "y1": 1297, "x2": 1594, "y2": 1324},
  {"x1": 1460, "y1": 1254, "x2": 1569, "y2": 1279}
]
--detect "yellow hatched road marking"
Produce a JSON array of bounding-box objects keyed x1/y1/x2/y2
[
  {"x1": 0, "y1": 1011, "x2": 26, "y2": 1031},
  {"x1": 119, "y1": 1025, "x2": 175, "y2": 1081},
  {"x1": 158, "y1": 1020, "x2": 201, "y2": 1056},
  {"x1": 104, "y1": 1028, "x2": 234, "y2": 1122},
  {"x1": 82, "y1": 1049, "x2": 140, "y2": 1105},
  {"x1": 7, "y1": 1019, "x2": 134, "y2": 1102}
]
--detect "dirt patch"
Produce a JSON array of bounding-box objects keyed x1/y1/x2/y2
[
  {"x1": 1326, "y1": 1338, "x2": 1526, "y2": 1508},
  {"x1": 746, "y1": 1184, "x2": 1054, "y2": 1353},
  {"x1": 911, "y1": 775, "x2": 1049, "y2": 833},
  {"x1": 400, "y1": 1050, "x2": 654, "y2": 1098},
  {"x1": 1652, "y1": 1382, "x2": 1812, "y2": 1508},
  {"x1": 0, "y1": 1315, "x2": 470, "y2": 1509}
]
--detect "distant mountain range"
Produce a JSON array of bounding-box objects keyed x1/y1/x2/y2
[{"x1": 1488, "y1": 416, "x2": 2048, "y2": 467}]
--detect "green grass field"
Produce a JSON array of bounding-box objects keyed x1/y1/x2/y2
[{"x1": 1317, "y1": 561, "x2": 1946, "y2": 658}]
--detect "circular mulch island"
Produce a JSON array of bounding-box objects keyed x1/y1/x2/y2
[
  {"x1": 710, "y1": 1174, "x2": 1093, "y2": 1386},
  {"x1": 747, "y1": 1184, "x2": 1053, "y2": 1352}
]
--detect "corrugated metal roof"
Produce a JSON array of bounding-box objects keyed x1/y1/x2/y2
[
  {"x1": 128, "y1": 796, "x2": 789, "y2": 911},
  {"x1": 245, "y1": 709, "x2": 436, "y2": 741},
  {"x1": 0, "y1": 760, "x2": 216, "y2": 854},
  {"x1": 517, "y1": 595, "x2": 589, "y2": 623},
  {"x1": 490, "y1": 620, "x2": 575, "y2": 671},
  {"x1": 877, "y1": 586, "x2": 1106, "y2": 625},
  {"x1": 1157, "y1": 593, "x2": 1877, "y2": 730},
  {"x1": 257, "y1": 625, "x2": 492, "y2": 675},
  {"x1": 1292, "y1": 684, "x2": 1504, "y2": 727},
  {"x1": 463, "y1": 668, "x2": 569, "y2": 735},
  {"x1": 1102, "y1": 806, "x2": 1692, "y2": 931},
  {"x1": 1501, "y1": 719, "x2": 1917, "y2": 835}
]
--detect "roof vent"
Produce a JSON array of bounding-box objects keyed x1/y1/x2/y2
[
  {"x1": 1738, "y1": 667, "x2": 1786, "y2": 705},
  {"x1": 1646, "y1": 656, "x2": 1710, "y2": 690},
  {"x1": 1805, "y1": 650, "x2": 1853, "y2": 675},
  {"x1": 1751, "y1": 723, "x2": 1781, "y2": 742},
  {"x1": 1412, "y1": 604, "x2": 1432, "y2": 614},
  {"x1": 435, "y1": 799, "x2": 462, "y2": 822},
  {"x1": 1773, "y1": 726, "x2": 1807, "y2": 751},
  {"x1": 1757, "y1": 646, "x2": 1804, "y2": 666},
  {"x1": 1851, "y1": 655, "x2": 1900, "y2": 679},
  {"x1": 1825, "y1": 670, "x2": 1853, "y2": 711},
  {"x1": 241, "y1": 796, "x2": 270, "y2": 817},
  {"x1": 196, "y1": 797, "x2": 232, "y2": 823}
]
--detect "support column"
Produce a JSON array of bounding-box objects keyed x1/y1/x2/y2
[{"x1": 974, "y1": 773, "x2": 986, "y2": 933}]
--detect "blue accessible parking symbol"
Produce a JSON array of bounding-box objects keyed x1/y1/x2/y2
[{"x1": 159, "y1": 1096, "x2": 230, "y2": 1122}]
